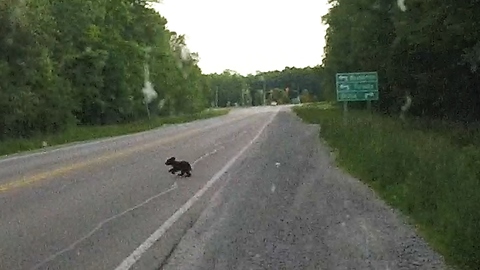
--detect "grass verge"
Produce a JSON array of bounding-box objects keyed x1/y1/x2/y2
[
  {"x1": 0, "y1": 108, "x2": 230, "y2": 157},
  {"x1": 293, "y1": 104, "x2": 479, "y2": 270}
]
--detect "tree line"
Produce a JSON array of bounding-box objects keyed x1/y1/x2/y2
[
  {"x1": 0, "y1": 0, "x2": 325, "y2": 141},
  {"x1": 321, "y1": 0, "x2": 480, "y2": 122},
  {"x1": 0, "y1": 0, "x2": 209, "y2": 140},
  {"x1": 205, "y1": 66, "x2": 323, "y2": 107}
]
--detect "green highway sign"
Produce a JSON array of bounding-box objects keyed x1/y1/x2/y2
[{"x1": 336, "y1": 72, "x2": 379, "y2": 102}]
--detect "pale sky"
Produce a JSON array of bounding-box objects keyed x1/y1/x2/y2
[{"x1": 151, "y1": 0, "x2": 330, "y2": 76}]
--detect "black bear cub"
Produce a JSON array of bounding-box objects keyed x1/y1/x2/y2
[{"x1": 165, "y1": 157, "x2": 192, "y2": 177}]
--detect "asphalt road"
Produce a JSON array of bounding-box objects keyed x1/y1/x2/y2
[{"x1": 0, "y1": 105, "x2": 449, "y2": 270}]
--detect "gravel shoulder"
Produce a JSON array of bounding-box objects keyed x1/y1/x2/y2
[{"x1": 160, "y1": 109, "x2": 450, "y2": 270}]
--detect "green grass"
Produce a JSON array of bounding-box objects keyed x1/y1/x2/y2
[
  {"x1": 0, "y1": 108, "x2": 230, "y2": 157},
  {"x1": 298, "y1": 101, "x2": 336, "y2": 110},
  {"x1": 293, "y1": 104, "x2": 480, "y2": 270}
]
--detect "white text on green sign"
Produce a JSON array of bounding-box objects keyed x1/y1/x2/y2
[{"x1": 336, "y1": 72, "x2": 378, "y2": 83}]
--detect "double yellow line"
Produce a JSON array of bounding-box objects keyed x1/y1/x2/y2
[{"x1": 0, "y1": 116, "x2": 247, "y2": 192}]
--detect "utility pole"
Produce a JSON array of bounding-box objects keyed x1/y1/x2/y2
[
  {"x1": 242, "y1": 89, "x2": 245, "y2": 106},
  {"x1": 297, "y1": 85, "x2": 300, "y2": 104},
  {"x1": 263, "y1": 80, "x2": 266, "y2": 106},
  {"x1": 215, "y1": 86, "x2": 219, "y2": 107},
  {"x1": 260, "y1": 75, "x2": 266, "y2": 106}
]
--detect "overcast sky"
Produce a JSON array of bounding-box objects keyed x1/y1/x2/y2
[{"x1": 151, "y1": 0, "x2": 330, "y2": 76}]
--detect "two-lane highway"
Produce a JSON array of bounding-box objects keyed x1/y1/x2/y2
[
  {"x1": 0, "y1": 105, "x2": 450, "y2": 270},
  {"x1": 0, "y1": 106, "x2": 280, "y2": 270}
]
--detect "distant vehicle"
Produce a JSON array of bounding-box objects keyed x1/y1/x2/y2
[{"x1": 271, "y1": 101, "x2": 277, "y2": 106}]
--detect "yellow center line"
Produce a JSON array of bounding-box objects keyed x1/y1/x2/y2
[{"x1": 0, "y1": 116, "x2": 248, "y2": 192}]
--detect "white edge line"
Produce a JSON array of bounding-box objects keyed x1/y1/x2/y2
[
  {"x1": 31, "y1": 182, "x2": 179, "y2": 270},
  {"x1": 0, "y1": 128, "x2": 171, "y2": 164},
  {"x1": 114, "y1": 109, "x2": 279, "y2": 270},
  {"x1": 0, "y1": 114, "x2": 240, "y2": 164}
]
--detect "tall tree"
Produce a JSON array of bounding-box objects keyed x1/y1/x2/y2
[
  {"x1": 321, "y1": 0, "x2": 480, "y2": 122},
  {"x1": 0, "y1": 0, "x2": 210, "y2": 139}
]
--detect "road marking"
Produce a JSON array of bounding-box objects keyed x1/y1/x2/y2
[
  {"x1": 31, "y1": 125, "x2": 252, "y2": 269},
  {"x1": 0, "y1": 116, "x2": 248, "y2": 193},
  {"x1": 0, "y1": 130, "x2": 198, "y2": 192},
  {"x1": 0, "y1": 131, "x2": 151, "y2": 164},
  {"x1": 114, "y1": 108, "x2": 279, "y2": 270},
  {"x1": 191, "y1": 146, "x2": 225, "y2": 169},
  {"x1": 31, "y1": 182, "x2": 179, "y2": 270},
  {"x1": 0, "y1": 112, "x2": 234, "y2": 164}
]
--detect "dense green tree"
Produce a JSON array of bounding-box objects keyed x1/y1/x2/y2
[
  {"x1": 0, "y1": 0, "x2": 209, "y2": 139},
  {"x1": 206, "y1": 66, "x2": 323, "y2": 107},
  {"x1": 246, "y1": 66, "x2": 323, "y2": 102},
  {"x1": 0, "y1": 0, "x2": 76, "y2": 137},
  {"x1": 206, "y1": 70, "x2": 249, "y2": 107},
  {"x1": 321, "y1": 0, "x2": 480, "y2": 122},
  {"x1": 322, "y1": 0, "x2": 480, "y2": 267},
  {"x1": 1, "y1": 0, "x2": 324, "y2": 139}
]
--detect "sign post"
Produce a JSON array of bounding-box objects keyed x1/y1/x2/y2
[{"x1": 336, "y1": 72, "x2": 379, "y2": 123}]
